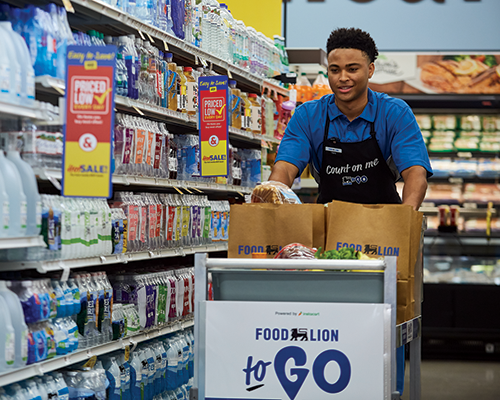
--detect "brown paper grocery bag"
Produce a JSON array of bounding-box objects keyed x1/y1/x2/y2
[
  {"x1": 325, "y1": 200, "x2": 422, "y2": 280},
  {"x1": 228, "y1": 203, "x2": 325, "y2": 258},
  {"x1": 325, "y1": 200, "x2": 423, "y2": 323}
]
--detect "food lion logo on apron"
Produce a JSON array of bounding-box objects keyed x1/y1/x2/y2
[{"x1": 342, "y1": 175, "x2": 368, "y2": 186}]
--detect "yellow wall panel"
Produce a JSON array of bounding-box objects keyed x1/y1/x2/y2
[{"x1": 222, "y1": 0, "x2": 282, "y2": 39}]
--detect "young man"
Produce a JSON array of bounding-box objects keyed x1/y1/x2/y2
[
  {"x1": 269, "y1": 27, "x2": 432, "y2": 210},
  {"x1": 264, "y1": 28, "x2": 432, "y2": 396}
]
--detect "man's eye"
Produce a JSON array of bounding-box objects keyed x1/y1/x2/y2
[{"x1": 350, "y1": 68, "x2": 358, "y2": 72}]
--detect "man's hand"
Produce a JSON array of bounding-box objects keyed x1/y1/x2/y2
[
  {"x1": 401, "y1": 166, "x2": 428, "y2": 211},
  {"x1": 268, "y1": 161, "x2": 300, "y2": 188}
]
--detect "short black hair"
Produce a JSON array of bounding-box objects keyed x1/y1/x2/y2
[{"x1": 326, "y1": 28, "x2": 378, "y2": 63}]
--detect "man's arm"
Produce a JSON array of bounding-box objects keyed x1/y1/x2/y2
[
  {"x1": 401, "y1": 165, "x2": 428, "y2": 210},
  {"x1": 268, "y1": 161, "x2": 300, "y2": 188}
]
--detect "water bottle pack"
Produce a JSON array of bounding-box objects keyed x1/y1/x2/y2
[
  {"x1": 39, "y1": 195, "x2": 114, "y2": 260},
  {"x1": 0, "y1": 278, "x2": 81, "y2": 370},
  {"x1": 1, "y1": 371, "x2": 70, "y2": 400},
  {"x1": 73, "y1": 271, "x2": 113, "y2": 348},
  {"x1": 111, "y1": 266, "x2": 195, "y2": 331},
  {"x1": 1, "y1": 3, "x2": 74, "y2": 83},
  {"x1": 100, "y1": 330, "x2": 194, "y2": 400}
]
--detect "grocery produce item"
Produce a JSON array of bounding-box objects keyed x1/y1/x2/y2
[
  {"x1": 251, "y1": 181, "x2": 301, "y2": 204},
  {"x1": 315, "y1": 246, "x2": 367, "y2": 260}
]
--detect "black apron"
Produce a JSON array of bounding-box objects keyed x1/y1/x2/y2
[{"x1": 317, "y1": 113, "x2": 401, "y2": 205}]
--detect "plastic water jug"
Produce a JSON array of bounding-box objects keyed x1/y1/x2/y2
[
  {"x1": 0, "y1": 281, "x2": 28, "y2": 367},
  {"x1": 0, "y1": 295, "x2": 15, "y2": 371}
]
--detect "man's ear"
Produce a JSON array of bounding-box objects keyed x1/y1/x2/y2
[{"x1": 368, "y1": 62, "x2": 375, "y2": 79}]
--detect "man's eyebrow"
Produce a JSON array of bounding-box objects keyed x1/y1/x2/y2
[{"x1": 328, "y1": 63, "x2": 362, "y2": 68}]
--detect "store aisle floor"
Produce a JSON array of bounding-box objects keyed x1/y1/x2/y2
[{"x1": 401, "y1": 360, "x2": 500, "y2": 400}]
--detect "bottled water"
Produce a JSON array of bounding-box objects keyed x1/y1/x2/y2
[
  {"x1": 115, "y1": 53, "x2": 128, "y2": 97},
  {"x1": 0, "y1": 22, "x2": 35, "y2": 106},
  {"x1": 0, "y1": 149, "x2": 27, "y2": 237},
  {"x1": 0, "y1": 282, "x2": 28, "y2": 368},
  {"x1": 4, "y1": 131, "x2": 42, "y2": 236},
  {"x1": 0, "y1": 295, "x2": 15, "y2": 371},
  {"x1": 0, "y1": 21, "x2": 20, "y2": 105},
  {"x1": 103, "y1": 356, "x2": 121, "y2": 400},
  {"x1": 53, "y1": 372, "x2": 70, "y2": 400}
]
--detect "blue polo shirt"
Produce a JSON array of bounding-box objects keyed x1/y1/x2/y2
[{"x1": 276, "y1": 89, "x2": 433, "y2": 179}]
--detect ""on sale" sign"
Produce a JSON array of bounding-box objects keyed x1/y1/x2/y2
[
  {"x1": 202, "y1": 301, "x2": 391, "y2": 400},
  {"x1": 62, "y1": 45, "x2": 116, "y2": 198},
  {"x1": 198, "y1": 76, "x2": 229, "y2": 177}
]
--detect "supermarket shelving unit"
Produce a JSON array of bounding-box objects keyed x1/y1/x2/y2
[{"x1": 0, "y1": 0, "x2": 288, "y2": 388}]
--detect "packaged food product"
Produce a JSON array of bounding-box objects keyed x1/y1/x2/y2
[
  {"x1": 415, "y1": 115, "x2": 432, "y2": 130},
  {"x1": 454, "y1": 138, "x2": 479, "y2": 151},
  {"x1": 460, "y1": 115, "x2": 481, "y2": 131},
  {"x1": 274, "y1": 243, "x2": 316, "y2": 259},
  {"x1": 433, "y1": 116, "x2": 457, "y2": 131},
  {"x1": 482, "y1": 116, "x2": 500, "y2": 132},
  {"x1": 479, "y1": 141, "x2": 500, "y2": 152},
  {"x1": 251, "y1": 181, "x2": 302, "y2": 204}
]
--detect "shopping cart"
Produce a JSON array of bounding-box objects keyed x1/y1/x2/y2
[{"x1": 191, "y1": 254, "x2": 422, "y2": 400}]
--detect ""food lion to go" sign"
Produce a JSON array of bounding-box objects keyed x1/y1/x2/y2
[
  {"x1": 198, "y1": 76, "x2": 229, "y2": 177},
  {"x1": 202, "y1": 301, "x2": 391, "y2": 400}
]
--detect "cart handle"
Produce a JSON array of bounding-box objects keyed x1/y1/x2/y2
[{"x1": 205, "y1": 258, "x2": 386, "y2": 271}]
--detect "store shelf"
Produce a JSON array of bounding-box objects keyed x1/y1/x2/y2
[
  {"x1": 0, "y1": 236, "x2": 46, "y2": 250},
  {"x1": 429, "y1": 176, "x2": 500, "y2": 185},
  {"x1": 429, "y1": 151, "x2": 500, "y2": 159},
  {"x1": 420, "y1": 206, "x2": 497, "y2": 217},
  {"x1": 392, "y1": 94, "x2": 500, "y2": 111},
  {"x1": 115, "y1": 96, "x2": 196, "y2": 127},
  {"x1": 0, "y1": 101, "x2": 46, "y2": 120},
  {"x1": 262, "y1": 79, "x2": 290, "y2": 98},
  {"x1": 0, "y1": 242, "x2": 228, "y2": 273},
  {"x1": 228, "y1": 126, "x2": 280, "y2": 145},
  {"x1": 0, "y1": 318, "x2": 193, "y2": 387},
  {"x1": 35, "y1": 76, "x2": 65, "y2": 95},
  {"x1": 33, "y1": 168, "x2": 252, "y2": 195}
]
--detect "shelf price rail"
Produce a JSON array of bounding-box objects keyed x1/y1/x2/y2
[{"x1": 0, "y1": 242, "x2": 229, "y2": 273}]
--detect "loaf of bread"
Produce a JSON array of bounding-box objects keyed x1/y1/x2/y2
[{"x1": 250, "y1": 181, "x2": 302, "y2": 204}]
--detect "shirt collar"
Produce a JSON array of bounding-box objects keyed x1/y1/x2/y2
[{"x1": 327, "y1": 88, "x2": 377, "y2": 123}]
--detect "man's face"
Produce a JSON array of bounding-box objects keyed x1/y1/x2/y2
[{"x1": 327, "y1": 48, "x2": 374, "y2": 106}]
